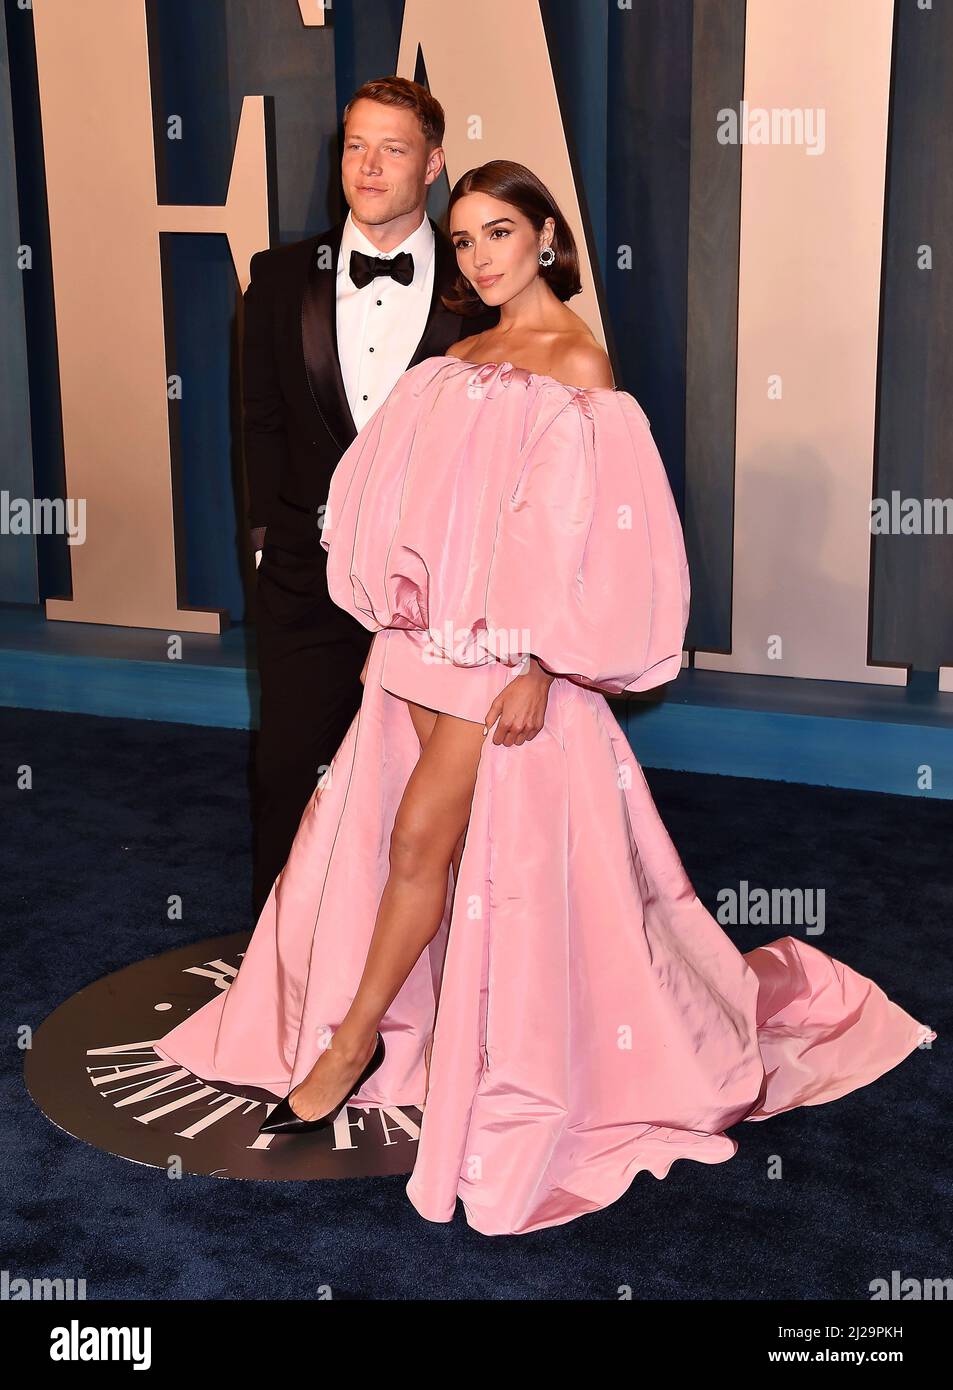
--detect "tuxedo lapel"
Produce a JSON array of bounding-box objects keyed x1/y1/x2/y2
[
  {"x1": 301, "y1": 219, "x2": 357, "y2": 453},
  {"x1": 405, "y1": 218, "x2": 458, "y2": 369}
]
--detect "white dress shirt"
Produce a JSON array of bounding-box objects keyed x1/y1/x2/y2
[
  {"x1": 336, "y1": 208, "x2": 436, "y2": 433},
  {"x1": 255, "y1": 210, "x2": 435, "y2": 567}
]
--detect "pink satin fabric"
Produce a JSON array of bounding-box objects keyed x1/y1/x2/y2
[{"x1": 154, "y1": 356, "x2": 935, "y2": 1235}]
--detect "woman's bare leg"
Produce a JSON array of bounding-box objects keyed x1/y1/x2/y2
[
  {"x1": 286, "y1": 701, "x2": 486, "y2": 1120},
  {"x1": 406, "y1": 698, "x2": 438, "y2": 751},
  {"x1": 408, "y1": 704, "x2": 465, "y2": 882}
]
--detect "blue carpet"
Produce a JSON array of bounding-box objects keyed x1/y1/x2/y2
[{"x1": 1, "y1": 705, "x2": 949, "y2": 1300}]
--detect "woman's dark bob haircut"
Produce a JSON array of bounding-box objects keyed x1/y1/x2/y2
[{"x1": 441, "y1": 160, "x2": 582, "y2": 316}]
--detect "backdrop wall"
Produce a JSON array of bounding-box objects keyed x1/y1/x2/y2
[{"x1": 2, "y1": 0, "x2": 951, "y2": 676}]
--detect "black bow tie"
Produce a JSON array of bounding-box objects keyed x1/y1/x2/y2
[{"x1": 348, "y1": 248, "x2": 414, "y2": 289}]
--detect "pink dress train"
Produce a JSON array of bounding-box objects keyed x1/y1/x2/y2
[{"x1": 154, "y1": 356, "x2": 935, "y2": 1236}]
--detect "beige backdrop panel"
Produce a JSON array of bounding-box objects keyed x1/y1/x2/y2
[
  {"x1": 397, "y1": 0, "x2": 606, "y2": 348},
  {"x1": 297, "y1": 0, "x2": 327, "y2": 24},
  {"x1": 34, "y1": 0, "x2": 270, "y2": 632},
  {"x1": 695, "y1": 0, "x2": 905, "y2": 685}
]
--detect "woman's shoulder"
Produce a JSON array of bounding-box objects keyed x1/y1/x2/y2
[
  {"x1": 441, "y1": 327, "x2": 614, "y2": 391},
  {"x1": 444, "y1": 333, "x2": 482, "y2": 364},
  {"x1": 554, "y1": 335, "x2": 614, "y2": 391}
]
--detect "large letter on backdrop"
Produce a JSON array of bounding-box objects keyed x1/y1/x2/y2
[
  {"x1": 694, "y1": 0, "x2": 906, "y2": 685},
  {"x1": 396, "y1": 0, "x2": 607, "y2": 348},
  {"x1": 32, "y1": 0, "x2": 271, "y2": 631}
]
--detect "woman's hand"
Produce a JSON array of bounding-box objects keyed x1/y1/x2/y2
[{"x1": 483, "y1": 657, "x2": 555, "y2": 746}]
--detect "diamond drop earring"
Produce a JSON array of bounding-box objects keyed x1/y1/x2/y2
[{"x1": 538, "y1": 246, "x2": 555, "y2": 267}]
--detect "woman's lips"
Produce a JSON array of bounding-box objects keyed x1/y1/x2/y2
[{"x1": 476, "y1": 274, "x2": 502, "y2": 287}]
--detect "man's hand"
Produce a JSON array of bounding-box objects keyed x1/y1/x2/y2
[
  {"x1": 483, "y1": 656, "x2": 555, "y2": 746},
  {"x1": 251, "y1": 525, "x2": 266, "y2": 570}
]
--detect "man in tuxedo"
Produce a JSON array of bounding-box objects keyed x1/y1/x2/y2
[{"x1": 243, "y1": 76, "x2": 496, "y2": 916}]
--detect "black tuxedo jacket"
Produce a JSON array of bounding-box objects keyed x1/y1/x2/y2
[{"x1": 242, "y1": 214, "x2": 496, "y2": 566}]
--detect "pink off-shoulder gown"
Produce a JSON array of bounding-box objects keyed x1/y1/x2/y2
[{"x1": 154, "y1": 355, "x2": 936, "y2": 1236}]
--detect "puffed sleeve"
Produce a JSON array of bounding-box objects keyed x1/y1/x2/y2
[
  {"x1": 483, "y1": 389, "x2": 690, "y2": 694},
  {"x1": 319, "y1": 359, "x2": 444, "y2": 625},
  {"x1": 320, "y1": 363, "x2": 689, "y2": 696}
]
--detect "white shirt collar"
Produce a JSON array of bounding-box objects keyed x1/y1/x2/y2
[{"x1": 338, "y1": 208, "x2": 434, "y2": 292}]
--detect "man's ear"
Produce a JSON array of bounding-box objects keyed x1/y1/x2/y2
[{"x1": 425, "y1": 145, "x2": 446, "y2": 186}]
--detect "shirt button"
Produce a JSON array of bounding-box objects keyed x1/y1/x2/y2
[
  {"x1": 369, "y1": 346, "x2": 374, "y2": 352},
  {"x1": 362, "y1": 394, "x2": 368, "y2": 401},
  {"x1": 376, "y1": 299, "x2": 382, "y2": 306}
]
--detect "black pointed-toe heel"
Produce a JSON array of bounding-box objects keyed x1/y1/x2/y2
[{"x1": 258, "y1": 1031, "x2": 386, "y2": 1135}]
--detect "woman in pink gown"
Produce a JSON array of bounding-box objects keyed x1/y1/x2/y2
[{"x1": 154, "y1": 161, "x2": 935, "y2": 1237}]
